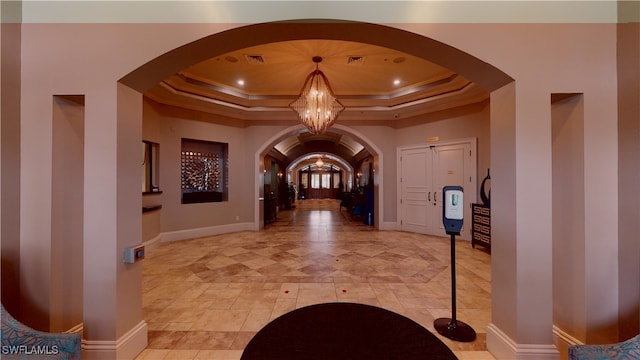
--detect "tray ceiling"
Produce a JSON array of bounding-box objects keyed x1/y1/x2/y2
[{"x1": 145, "y1": 39, "x2": 488, "y2": 161}]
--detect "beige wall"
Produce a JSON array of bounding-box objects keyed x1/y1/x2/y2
[
  {"x1": 115, "y1": 84, "x2": 145, "y2": 346},
  {"x1": 144, "y1": 101, "x2": 254, "y2": 234},
  {"x1": 396, "y1": 102, "x2": 490, "y2": 204},
  {"x1": 5, "y1": 3, "x2": 633, "y2": 359},
  {"x1": 142, "y1": 211, "x2": 161, "y2": 244},
  {"x1": 488, "y1": 82, "x2": 518, "y2": 347},
  {"x1": 51, "y1": 95, "x2": 84, "y2": 333},
  {"x1": 551, "y1": 94, "x2": 586, "y2": 354},
  {"x1": 0, "y1": 17, "x2": 22, "y2": 316},
  {"x1": 617, "y1": 18, "x2": 640, "y2": 340}
]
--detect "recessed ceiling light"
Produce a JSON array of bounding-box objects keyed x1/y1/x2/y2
[
  {"x1": 225, "y1": 56, "x2": 239, "y2": 63},
  {"x1": 393, "y1": 79, "x2": 401, "y2": 86},
  {"x1": 237, "y1": 79, "x2": 245, "y2": 86}
]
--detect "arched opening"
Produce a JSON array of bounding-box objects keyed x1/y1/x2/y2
[
  {"x1": 288, "y1": 153, "x2": 355, "y2": 188},
  {"x1": 289, "y1": 153, "x2": 354, "y2": 197},
  {"x1": 122, "y1": 21, "x2": 511, "y2": 93},
  {"x1": 121, "y1": 20, "x2": 512, "y2": 231},
  {"x1": 120, "y1": 19, "x2": 514, "y2": 358},
  {"x1": 255, "y1": 124, "x2": 382, "y2": 227}
]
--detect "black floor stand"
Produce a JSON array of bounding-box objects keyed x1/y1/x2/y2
[{"x1": 434, "y1": 232, "x2": 477, "y2": 342}]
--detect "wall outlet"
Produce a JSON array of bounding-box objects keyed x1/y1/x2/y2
[{"x1": 124, "y1": 245, "x2": 145, "y2": 264}]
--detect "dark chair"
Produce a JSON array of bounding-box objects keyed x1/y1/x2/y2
[
  {"x1": 351, "y1": 203, "x2": 364, "y2": 218},
  {"x1": 339, "y1": 192, "x2": 353, "y2": 211}
]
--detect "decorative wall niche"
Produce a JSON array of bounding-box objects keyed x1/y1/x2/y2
[{"x1": 181, "y1": 138, "x2": 229, "y2": 204}]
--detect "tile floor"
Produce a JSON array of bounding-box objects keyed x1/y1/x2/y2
[{"x1": 136, "y1": 199, "x2": 494, "y2": 359}]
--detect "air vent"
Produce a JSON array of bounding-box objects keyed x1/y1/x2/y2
[
  {"x1": 347, "y1": 56, "x2": 365, "y2": 65},
  {"x1": 244, "y1": 54, "x2": 265, "y2": 64}
]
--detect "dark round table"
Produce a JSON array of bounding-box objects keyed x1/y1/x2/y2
[{"x1": 241, "y1": 302, "x2": 459, "y2": 360}]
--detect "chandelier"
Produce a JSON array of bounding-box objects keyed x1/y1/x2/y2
[{"x1": 289, "y1": 56, "x2": 345, "y2": 134}]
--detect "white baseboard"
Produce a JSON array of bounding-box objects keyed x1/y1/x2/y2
[
  {"x1": 65, "y1": 322, "x2": 83, "y2": 335},
  {"x1": 552, "y1": 325, "x2": 582, "y2": 360},
  {"x1": 487, "y1": 323, "x2": 560, "y2": 360},
  {"x1": 82, "y1": 320, "x2": 147, "y2": 360},
  {"x1": 142, "y1": 234, "x2": 162, "y2": 250},
  {"x1": 380, "y1": 221, "x2": 399, "y2": 231},
  {"x1": 160, "y1": 222, "x2": 255, "y2": 243}
]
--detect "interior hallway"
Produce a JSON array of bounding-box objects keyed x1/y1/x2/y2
[{"x1": 136, "y1": 199, "x2": 494, "y2": 359}]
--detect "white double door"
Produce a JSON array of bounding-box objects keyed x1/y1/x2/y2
[{"x1": 399, "y1": 139, "x2": 476, "y2": 239}]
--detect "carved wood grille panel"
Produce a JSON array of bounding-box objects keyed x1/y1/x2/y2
[{"x1": 181, "y1": 138, "x2": 228, "y2": 204}]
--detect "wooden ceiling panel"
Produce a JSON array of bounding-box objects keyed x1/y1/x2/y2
[{"x1": 144, "y1": 39, "x2": 488, "y2": 160}]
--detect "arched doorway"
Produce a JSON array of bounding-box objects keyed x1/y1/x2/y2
[
  {"x1": 296, "y1": 156, "x2": 349, "y2": 200},
  {"x1": 256, "y1": 124, "x2": 383, "y2": 228},
  {"x1": 121, "y1": 20, "x2": 512, "y2": 231},
  {"x1": 120, "y1": 19, "x2": 513, "y2": 358},
  {"x1": 287, "y1": 153, "x2": 352, "y2": 197}
]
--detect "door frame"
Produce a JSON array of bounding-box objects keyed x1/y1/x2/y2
[{"x1": 397, "y1": 137, "x2": 477, "y2": 239}]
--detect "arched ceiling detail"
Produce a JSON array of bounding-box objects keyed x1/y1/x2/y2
[
  {"x1": 121, "y1": 20, "x2": 512, "y2": 93},
  {"x1": 287, "y1": 153, "x2": 354, "y2": 177},
  {"x1": 278, "y1": 139, "x2": 366, "y2": 169},
  {"x1": 124, "y1": 20, "x2": 512, "y2": 162}
]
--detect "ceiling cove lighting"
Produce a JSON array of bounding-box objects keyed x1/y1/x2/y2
[{"x1": 289, "y1": 56, "x2": 345, "y2": 135}]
